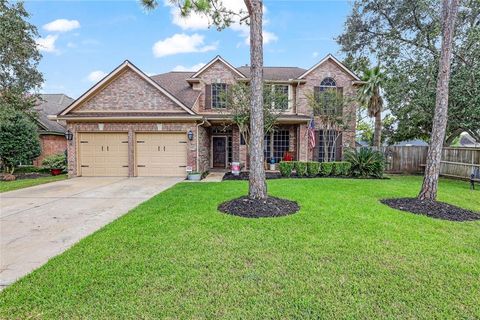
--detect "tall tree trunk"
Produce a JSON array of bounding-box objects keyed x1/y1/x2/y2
[
  {"x1": 373, "y1": 111, "x2": 382, "y2": 148},
  {"x1": 245, "y1": 0, "x2": 267, "y2": 199},
  {"x1": 418, "y1": 0, "x2": 460, "y2": 200}
]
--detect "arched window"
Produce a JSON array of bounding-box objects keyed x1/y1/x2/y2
[{"x1": 320, "y1": 77, "x2": 336, "y2": 88}]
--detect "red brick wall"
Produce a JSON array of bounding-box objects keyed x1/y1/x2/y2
[
  {"x1": 72, "y1": 68, "x2": 188, "y2": 113},
  {"x1": 33, "y1": 134, "x2": 67, "y2": 167}
]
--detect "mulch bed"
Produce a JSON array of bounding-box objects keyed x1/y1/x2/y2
[
  {"x1": 381, "y1": 198, "x2": 480, "y2": 222},
  {"x1": 14, "y1": 173, "x2": 52, "y2": 180},
  {"x1": 218, "y1": 196, "x2": 300, "y2": 218}
]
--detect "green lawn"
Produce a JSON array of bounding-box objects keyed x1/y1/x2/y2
[
  {"x1": 0, "y1": 174, "x2": 67, "y2": 193},
  {"x1": 1, "y1": 176, "x2": 479, "y2": 319}
]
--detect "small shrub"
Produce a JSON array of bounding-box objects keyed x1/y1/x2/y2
[
  {"x1": 295, "y1": 161, "x2": 308, "y2": 177},
  {"x1": 344, "y1": 148, "x2": 385, "y2": 178},
  {"x1": 307, "y1": 161, "x2": 321, "y2": 177},
  {"x1": 42, "y1": 153, "x2": 67, "y2": 171},
  {"x1": 331, "y1": 161, "x2": 351, "y2": 176},
  {"x1": 279, "y1": 161, "x2": 294, "y2": 177},
  {"x1": 321, "y1": 162, "x2": 334, "y2": 176}
]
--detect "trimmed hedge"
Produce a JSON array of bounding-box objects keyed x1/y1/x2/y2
[
  {"x1": 279, "y1": 161, "x2": 294, "y2": 177},
  {"x1": 294, "y1": 161, "x2": 308, "y2": 177},
  {"x1": 331, "y1": 161, "x2": 352, "y2": 176},
  {"x1": 279, "y1": 161, "x2": 352, "y2": 177},
  {"x1": 307, "y1": 162, "x2": 321, "y2": 177},
  {"x1": 321, "y1": 162, "x2": 334, "y2": 176}
]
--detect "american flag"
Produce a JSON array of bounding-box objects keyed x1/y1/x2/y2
[{"x1": 307, "y1": 116, "x2": 316, "y2": 149}]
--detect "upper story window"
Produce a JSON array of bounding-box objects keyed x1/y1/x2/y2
[
  {"x1": 211, "y1": 83, "x2": 227, "y2": 108},
  {"x1": 314, "y1": 77, "x2": 343, "y2": 116},
  {"x1": 320, "y1": 77, "x2": 336, "y2": 89},
  {"x1": 265, "y1": 84, "x2": 290, "y2": 110}
]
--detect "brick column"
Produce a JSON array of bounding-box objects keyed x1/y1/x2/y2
[{"x1": 128, "y1": 128, "x2": 135, "y2": 177}]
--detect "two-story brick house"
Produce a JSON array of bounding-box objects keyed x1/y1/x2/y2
[{"x1": 54, "y1": 54, "x2": 361, "y2": 177}]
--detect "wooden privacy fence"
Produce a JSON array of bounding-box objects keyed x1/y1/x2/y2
[{"x1": 373, "y1": 146, "x2": 480, "y2": 180}]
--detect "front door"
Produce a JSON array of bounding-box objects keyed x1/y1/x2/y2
[{"x1": 212, "y1": 137, "x2": 226, "y2": 168}]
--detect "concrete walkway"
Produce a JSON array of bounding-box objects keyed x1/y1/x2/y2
[
  {"x1": 0, "y1": 177, "x2": 182, "y2": 289},
  {"x1": 201, "y1": 172, "x2": 225, "y2": 182}
]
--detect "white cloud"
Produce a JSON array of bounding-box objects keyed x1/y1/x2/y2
[
  {"x1": 164, "y1": 1, "x2": 277, "y2": 46},
  {"x1": 166, "y1": 0, "x2": 246, "y2": 30},
  {"x1": 36, "y1": 35, "x2": 58, "y2": 53},
  {"x1": 152, "y1": 33, "x2": 217, "y2": 58},
  {"x1": 43, "y1": 19, "x2": 80, "y2": 32},
  {"x1": 87, "y1": 70, "x2": 108, "y2": 82},
  {"x1": 312, "y1": 52, "x2": 319, "y2": 58},
  {"x1": 172, "y1": 62, "x2": 206, "y2": 72},
  {"x1": 243, "y1": 31, "x2": 279, "y2": 45}
]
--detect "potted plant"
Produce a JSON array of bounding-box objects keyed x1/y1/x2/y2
[
  {"x1": 42, "y1": 153, "x2": 66, "y2": 176},
  {"x1": 269, "y1": 158, "x2": 276, "y2": 171},
  {"x1": 187, "y1": 171, "x2": 202, "y2": 181}
]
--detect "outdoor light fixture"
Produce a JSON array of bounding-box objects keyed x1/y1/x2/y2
[
  {"x1": 65, "y1": 130, "x2": 73, "y2": 141},
  {"x1": 187, "y1": 130, "x2": 194, "y2": 141}
]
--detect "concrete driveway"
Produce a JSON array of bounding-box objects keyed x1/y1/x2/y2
[{"x1": 0, "y1": 177, "x2": 183, "y2": 289}]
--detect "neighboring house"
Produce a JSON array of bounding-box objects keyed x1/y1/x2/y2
[
  {"x1": 33, "y1": 94, "x2": 74, "y2": 166},
  {"x1": 393, "y1": 139, "x2": 429, "y2": 147},
  {"x1": 54, "y1": 54, "x2": 361, "y2": 177},
  {"x1": 459, "y1": 132, "x2": 480, "y2": 148}
]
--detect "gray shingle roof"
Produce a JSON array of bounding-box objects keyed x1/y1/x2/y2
[
  {"x1": 35, "y1": 94, "x2": 74, "y2": 133},
  {"x1": 236, "y1": 66, "x2": 307, "y2": 81},
  {"x1": 150, "y1": 72, "x2": 200, "y2": 109}
]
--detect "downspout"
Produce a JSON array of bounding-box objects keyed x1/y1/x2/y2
[{"x1": 196, "y1": 119, "x2": 206, "y2": 172}]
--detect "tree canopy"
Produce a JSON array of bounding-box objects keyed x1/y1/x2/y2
[
  {"x1": 0, "y1": 1, "x2": 43, "y2": 114},
  {"x1": 338, "y1": 0, "x2": 480, "y2": 144}
]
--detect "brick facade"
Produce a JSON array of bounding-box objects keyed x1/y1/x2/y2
[
  {"x1": 73, "y1": 68, "x2": 187, "y2": 113},
  {"x1": 33, "y1": 134, "x2": 67, "y2": 167},
  {"x1": 62, "y1": 55, "x2": 359, "y2": 177}
]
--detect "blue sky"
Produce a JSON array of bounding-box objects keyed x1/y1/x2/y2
[{"x1": 27, "y1": 0, "x2": 353, "y2": 98}]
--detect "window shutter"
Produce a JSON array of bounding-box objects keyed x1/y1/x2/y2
[
  {"x1": 336, "y1": 87, "x2": 343, "y2": 116},
  {"x1": 335, "y1": 132, "x2": 343, "y2": 161},
  {"x1": 204, "y1": 84, "x2": 212, "y2": 110}
]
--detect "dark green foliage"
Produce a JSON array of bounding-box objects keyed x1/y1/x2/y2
[
  {"x1": 331, "y1": 161, "x2": 352, "y2": 176},
  {"x1": 42, "y1": 153, "x2": 67, "y2": 171},
  {"x1": 321, "y1": 162, "x2": 334, "y2": 176},
  {"x1": 279, "y1": 161, "x2": 294, "y2": 177},
  {"x1": 338, "y1": 0, "x2": 480, "y2": 144},
  {"x1": 0, "y1": 108, "x2": 41, "y2": 173},
  {"x1": 294, "y1": 161, "x2": 308, "y2": 177},
  {"x1": 345, "y1": 148, "x2": 385, "y2": 178},
  {"x1": 307, "y1": 161, "x2": 321, "y2": 177}
]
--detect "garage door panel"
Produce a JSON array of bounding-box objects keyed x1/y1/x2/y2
[
  {"x1": 136, "y1": 133, "x2": 187, "y2": 177},
  {"x1": 79, "y1": 133, "x2": 129, "y2": 177}
]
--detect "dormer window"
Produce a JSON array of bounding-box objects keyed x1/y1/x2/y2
[{"x1": 211, "y1": 83, "x2": 227, "y2": 108}]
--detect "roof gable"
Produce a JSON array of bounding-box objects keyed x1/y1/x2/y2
[
  {"x1": 190, "y1": 55, "x2": 246, "y2": 79},
  {"x1": 298, "y1": 54, "x2": 360, "y2": 81},
  {"x1": 59, "y1": 61, "x2": 195, "y2": 116}
]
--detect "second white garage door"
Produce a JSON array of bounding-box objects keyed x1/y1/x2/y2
[{"x1": 135, "y1": 133, "x2": 187, "y2": 176}]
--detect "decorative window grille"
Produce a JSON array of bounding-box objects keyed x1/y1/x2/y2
[
  {"x1": 211, "y1": 83, "x2": 227, "y2": 108},
  {"x1": 264, "y1": 129, "x2": 290, "y2": 163},
  {"x1": 211, "y1": 126, "x2": 232, "y2": 135}
]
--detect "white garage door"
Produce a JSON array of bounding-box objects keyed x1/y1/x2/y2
[
  {"x1": 78, "y1": 133, "x2": 129, "y2": 177},
  {"x1": 135, "y1": 133, "x2": 187, "y2": 177}
]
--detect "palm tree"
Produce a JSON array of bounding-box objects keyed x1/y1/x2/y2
[{"x1": 360, "y1": 66, "x2": 385, "y2": 148}]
